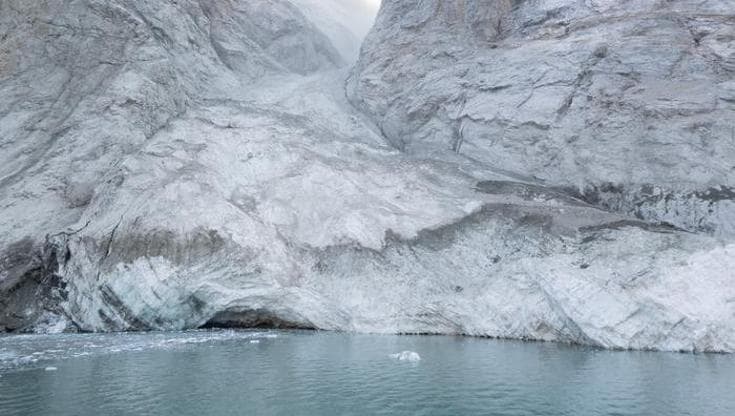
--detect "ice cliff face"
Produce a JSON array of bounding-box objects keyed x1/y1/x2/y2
[{"x1": 1, "y1": 0, "x2": 734, "y2": 353}]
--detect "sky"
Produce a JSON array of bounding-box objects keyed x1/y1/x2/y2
[
  {"x1": 362, "y1": 0, "x2": 381, "y2": 12},
  {"x1": 290, "y1": 0, "x2": 381, "y2": 61},
  {"x1": 351, "y1": 0, "x2": 381, "y2": 35}
]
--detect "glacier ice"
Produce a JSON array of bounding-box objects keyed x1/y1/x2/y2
[
  {"x1": 390, "y1": 351, "x2": 421, "y2": 362},
  {"x1": 0, "y1": 0, "x2": 733, "y2": 353}
]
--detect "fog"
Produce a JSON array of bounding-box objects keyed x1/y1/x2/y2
[
  {"x1": 345, "y1": 0, "x2": 382, "y2": 38},
  {"x1": 293, "y1": 0, "x2": 382, "y2": 61}
]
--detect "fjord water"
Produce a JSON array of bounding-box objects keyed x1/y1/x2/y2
[{"x1": 1, "y1": 331, "x2": 733, "y2": 416}]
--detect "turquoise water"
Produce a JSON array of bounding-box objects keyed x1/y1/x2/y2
[{"x1": 1, "y1": 330, "x2": 733, "y2": 415}]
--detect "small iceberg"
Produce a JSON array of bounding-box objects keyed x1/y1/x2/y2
[
  {"x1": 389, "y1": 351, "x2": 421, "y2": 362},
  {"x1": 44, "y1": 367, "x2": 58, "y2": 372},
  {"x1": 250, "y1": 340, "x2": 260, "y2": 344}
]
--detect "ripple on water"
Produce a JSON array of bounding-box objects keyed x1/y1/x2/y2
[{"x1": 0, "y1": 329, "x2": 279, "y2": 371}]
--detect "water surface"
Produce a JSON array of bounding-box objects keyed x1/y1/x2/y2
[{"x1": 1, "y1": 330, "x2": 733, "y2": 415}]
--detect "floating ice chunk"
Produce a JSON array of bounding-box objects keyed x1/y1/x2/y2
[
  {"x1": 389, "y1": 351, "x2": 421, "y2": 362},
  {"x1": 44, "y1": 367, "x2": 58, "y2": 371},
  {"x1": 250, "y1": 340, "x2": 260, "y2": 344}
]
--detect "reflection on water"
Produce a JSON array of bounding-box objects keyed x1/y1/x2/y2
[{"x1": 1, "y1": 330, "x2": 733, "y2": 416}]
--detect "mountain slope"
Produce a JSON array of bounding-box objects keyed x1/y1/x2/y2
[{"x1": 348, "y1": 0, "x2": 735, "y2": 236}]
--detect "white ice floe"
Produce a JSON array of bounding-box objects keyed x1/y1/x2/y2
[
  {"x1": 390, "y1": 351, "x2": 421, "y2": 362},
  {"x1": 250, "y1": 340, "x2": 260, "y2": 344},
  {"x1": 44, "y1": 367, "x2": 58, "y2": 371}
]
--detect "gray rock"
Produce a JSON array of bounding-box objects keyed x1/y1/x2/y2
[{"x1": 348, "y1": 0, "x2": 735, "y2": 236}]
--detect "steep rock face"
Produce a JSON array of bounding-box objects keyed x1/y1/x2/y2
[
  {"x1": 0, "y1": 0, "x2": 734, "y2": 353},
  {"x1": 348, "y1": 0, "x2": 735, "y2": 236}
]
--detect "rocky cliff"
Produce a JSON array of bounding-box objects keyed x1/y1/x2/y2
[
  {"x1": 1, "y1": 0, "x2": 733, "y2": 353},
  {"x1": 349, "y1": 0, "x2": 735, "y2": 236}
]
